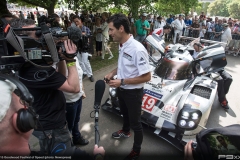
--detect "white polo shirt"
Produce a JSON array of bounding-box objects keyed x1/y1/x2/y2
[{"x1": 117, "y1": 36, "x2": 150, "y2": 89}]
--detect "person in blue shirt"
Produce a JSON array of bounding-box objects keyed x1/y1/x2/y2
[
  {"x1": 166, "y1": 14, "x2": 174, "y2": 25},
  {"x1": 183, "y1": 15, "x2": 192, "y2": 36}
]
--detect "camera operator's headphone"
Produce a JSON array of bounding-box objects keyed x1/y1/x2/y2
[{"x1": 0, "y1": 74, "x2": 38, "y2": 133}]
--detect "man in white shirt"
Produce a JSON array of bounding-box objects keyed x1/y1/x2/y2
[
  {"x1": 105, "y1": 13, "x2": 151, "y2": 160},
  {"x1": 171, "y1": 14, "x2": 186, "y2": 44},
  {"x1": 153, "y1": 16, "x2": 166, "y2": 30},
  {"x1": 221, "y1": 23, "x2": 232, "y2": 48}
]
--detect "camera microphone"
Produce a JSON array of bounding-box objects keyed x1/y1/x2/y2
[{"x1": 94, "y1": 80, "x2": 105, "y2": 107}]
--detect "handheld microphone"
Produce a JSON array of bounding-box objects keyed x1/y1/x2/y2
[
  {"x1": 94, "y1": 80, "x2": 105, "y2": 107},
  {"x1": 93, "y1": 80, "x2": 105, "y2": 145}
]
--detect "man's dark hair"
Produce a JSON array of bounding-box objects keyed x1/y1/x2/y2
[
  {"x1": 163, "y1": 25, "x2": 171, "y2": 30},
  {"x1": 107, "y1": 13, "x2": 130, "y2": 34},
  {"x1": 72, "y1": 15, "x2": 84, "y2": 23}
]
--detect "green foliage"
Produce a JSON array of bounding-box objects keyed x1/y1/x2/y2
[
  {"x1": 194, "y1": 2, "x2": 210, "y2": 15},
  {"x1": 227, "y1": 0, "x2": 240, "y2": 19},
  {"x1": 155, "y1": 0, "x2": 198, "y2": 16},
  {"x1": 207, "y1": 0, "x2": 230, "y2": 17}
]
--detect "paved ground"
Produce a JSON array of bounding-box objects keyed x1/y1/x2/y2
[{"x1": 29, "y1": 53, "x2": 240, "y2": 160}]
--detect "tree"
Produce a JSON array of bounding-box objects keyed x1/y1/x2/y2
[
  {"x1": 9, "y1": 0, "x2": 58, "y2": 15},
  {"x1": 207, "y1": 0, "x2": 230, "y2": 17},
  {"x1": 194, "y1": 2, "x2": 210, "y2": 15},
  {"x1": 228, "y1": 0, "x2": 240, "y2": 19},
  {"x1": 154, "y1": 0, "x2": 198, "y2": 16}
]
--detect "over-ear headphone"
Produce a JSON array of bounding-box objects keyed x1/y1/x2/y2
[{"x1": 0, "y1": 74, "x2": 38, "y2": 132}]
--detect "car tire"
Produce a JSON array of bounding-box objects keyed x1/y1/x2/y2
[{"x1": 191, "y1": 86, "x2": 211, "y2": 99}]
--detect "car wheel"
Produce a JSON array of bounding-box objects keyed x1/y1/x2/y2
[{"x1": 191, "y1": 86, "x2": 211, "y2": 99}]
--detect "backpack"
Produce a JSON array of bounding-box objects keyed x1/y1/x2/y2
[{"x1": 193, "y1": 124, "x2": 240, "y2": 160}]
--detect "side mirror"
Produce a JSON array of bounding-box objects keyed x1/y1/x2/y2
[{"x1": 145, "y1": 34, "x2": 165, "y2": 56}]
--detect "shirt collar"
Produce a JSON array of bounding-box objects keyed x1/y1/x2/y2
[{"x1": 119, "y1": 35, "x2": 133, "y2": 48}]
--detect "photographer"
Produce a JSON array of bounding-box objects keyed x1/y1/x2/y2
[
  {"x1": 72, "y1": 15, "x2": 94, "y2": 82},
  {"x1": 0, "y1": 80, "x2": 105, "y2": 159},
  {"x1": 9, "y1": 18, "x2": 79, "y2": 154}
]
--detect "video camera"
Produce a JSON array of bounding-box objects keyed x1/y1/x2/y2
[{"x1": 0, "y1": 18, "x2": 89, "y2": 73}]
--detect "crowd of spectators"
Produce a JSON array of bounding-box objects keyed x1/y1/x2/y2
[{"x1": 4, "y1": 9, "x2": 240, "y2": 58}]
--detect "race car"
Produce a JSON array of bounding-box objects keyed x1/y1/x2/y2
[{"x1": 101, "y1": 34, "x2": 227, "y2": 151}]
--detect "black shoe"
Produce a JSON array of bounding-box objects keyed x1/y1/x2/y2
[
  {"x1": 73, "y1": 136, "x2": 89, "y2": 145},
  {"x1": 220, "y1": 99, "x2": 229, "y2": 110},
  {"x1": 82, "y1": 74, "x2": 87, "y2": 79},
  {"x1": 124, "y1": 150, "x2": 140, "y2": 160},
  {"x1": 89, "y1": 76, "x2": 94, "y2": 82},
  {"x1": 112, "y1": 130, "x2": 131, "y2": 139}
]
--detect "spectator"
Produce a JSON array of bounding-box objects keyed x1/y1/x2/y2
[
  {"x1": 101, "y1": 12, "x2": 114, "y2": 60},
  {"x1": 134, "y1": 13, "x2": 150, "y2": 43},
  {"x1": 30, "y1": 12, "x2": 35, "y2": 21},
  {"x1": 190, "y1": 18, "x2": 200, "y2": 38},
  {"x1": 199, "y1": 24, "x2": 206, "y2": 38},
  {"x1": 64, "y1": 15, "x2": 71, "y2": 30},
  {"x1": 221, "y1": 23, "x2": 232, "y2": 48},
  {"x1": 19, "y1": 11, "x2": 24, "y2": 19},
  {"x1": 228, "y1": 23, "x2": 240, "y2": 56},
  {"x1": 93, "y1": 17, "x2": 103, "y2": 57},
  {"x1": 153, "y1": 16, "x2": 165, "y2": 30},
  {"x1": 214, "y1": 19, "x2": 223, "y2": 41},
  {"x1": 171, "y1": 14, "x2": 186, "y2": 44},
  {"x1": 73, "y1": 15, "x2": 95, "y2": 82}
]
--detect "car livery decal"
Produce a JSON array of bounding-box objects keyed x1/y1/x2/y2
[{"x1": 142, "y1": 89, "x2": 163, "y2": 112}]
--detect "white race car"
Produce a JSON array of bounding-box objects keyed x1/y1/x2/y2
[{"x1": 101, "y1": 34, "x2": 227, "y2": 151}]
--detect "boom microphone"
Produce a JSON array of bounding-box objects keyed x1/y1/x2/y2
[{"x1": 94, "y1": 80, "x2": 105, "y2": 107}]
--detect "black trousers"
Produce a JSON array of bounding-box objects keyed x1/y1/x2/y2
[
  {"x1": 216, "y1": 70, "x2": 233, "y2": 102},
  {"x1": 117, "y1": 87, "x2": 144, "y2": 152}
]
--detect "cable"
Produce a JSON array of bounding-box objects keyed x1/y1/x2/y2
[{"x1": 17, "y1": 70, "x2": 56, "y2": 82}]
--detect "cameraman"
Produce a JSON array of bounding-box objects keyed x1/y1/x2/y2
[
  {"x1": 9, "y1": 18, "x2": 79, "y2": 154},
  {"x1": 0, "y1": 80, "x2": 105, "y2": 159},
  {"x1": 72, "y1": 15, "x2": 94, "y2": 82}
]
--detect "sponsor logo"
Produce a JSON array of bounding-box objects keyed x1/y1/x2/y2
[
  {"x1": 144, "y1": 89, "x2": 163, "y2": 99},
  {"x1": 123, "y1": 52, "x2": 132, "y2": 61},
  {"x1": 140, "y1": 57, "x2": 145, "y2": 61}
]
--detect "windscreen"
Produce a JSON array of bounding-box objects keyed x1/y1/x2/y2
[{"x1": 155, "y1": 57, "x2": 192, "y2": 80}]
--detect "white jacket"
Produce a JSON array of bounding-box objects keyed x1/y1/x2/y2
[
  {"x1": 171, "y1": 19, "x2": 186, "y2": 31},
  {"x1": 221, "y1": 27, "x2": 232, "y2": 43}
]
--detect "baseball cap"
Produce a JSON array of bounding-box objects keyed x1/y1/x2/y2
[
  {"x1": 222, "y1": 23, "x2": 229, "y2": 27},
  {"x1": 142, "y1": 13, "x2": 147, "y2": 17}
]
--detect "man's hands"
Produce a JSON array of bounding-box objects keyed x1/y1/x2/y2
[
  {"x1": 104, "y1": 72, "x2": 121, "y2": 88},
  {"x1": 184, "y1": 140, "x2": 194, "y2": 160},
  {"x1": 64, "y1": 39, "x2": 77, "y2": 54},
  {"x1": 93, "y1": 145, "x2": 105, "y2": 159}
]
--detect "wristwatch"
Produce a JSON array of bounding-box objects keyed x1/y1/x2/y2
[{"x1": 121, "y1": 79, "x2": 126, "y2": 86}]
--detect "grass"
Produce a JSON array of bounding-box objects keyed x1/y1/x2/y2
[{"x1": 90, "y1": 42, "x2": 119, "y2": 72}]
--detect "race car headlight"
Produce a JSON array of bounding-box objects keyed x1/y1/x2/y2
[
  {"x1": 181, "y1": 111, "x2": 190, "y2": 119},
  {"x1": 188, "y1": 121, "x2": 195, "y2": 127},
  {"x1": 177, "y1": 104, "x2": 202, "y2": 130},
  {"x1": 179, "y1": 120, "x2": 186, "y2": 127},
  {"x1": 109, "y1": 88, "x2": 117, "y2": 97}
]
